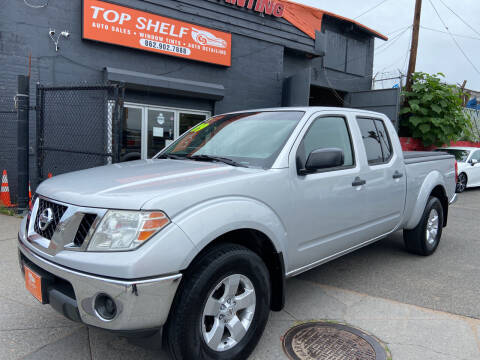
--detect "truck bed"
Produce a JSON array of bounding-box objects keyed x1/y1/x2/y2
[
  {"x1": 403, "y1": 151, "x2": 453, "y2": 165},
  {"x1": 402, "y1": 150, "x2": 456, "y2": 229}
]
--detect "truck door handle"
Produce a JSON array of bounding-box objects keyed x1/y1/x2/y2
[
  {"x1": 352, "y1": 177, "x2": 366, "y2": 187},
  {"x1": 393, "y1": 171, "x2": 404, "y2": 179}
]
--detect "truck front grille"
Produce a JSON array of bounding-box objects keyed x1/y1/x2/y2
[
  {"x1": 73, "y1": 214, "x2": 97, "y2": 247},
  {"x1": 33, "y1": 199, "x2": 68, "y2": 240}
]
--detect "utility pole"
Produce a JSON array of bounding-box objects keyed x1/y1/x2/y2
[{"x1": 405, "y1": 0, "x2": 423, "y2": 93}]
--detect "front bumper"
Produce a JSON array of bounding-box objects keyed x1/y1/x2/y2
[{"x1": 18, "y1": 236, "x2": 182, "y2": 331}]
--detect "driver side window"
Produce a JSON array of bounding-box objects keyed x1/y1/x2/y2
[
  {"x1": 297, "y1": 116, "x2": 355, "y2": 171},
  {"x1": 471, "y1": 151, "x2": 480, "y2": 162}
]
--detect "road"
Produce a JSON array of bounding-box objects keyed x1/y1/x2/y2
[{"x1": 299, "y1": 188, "x2": 480, "y2": 319}]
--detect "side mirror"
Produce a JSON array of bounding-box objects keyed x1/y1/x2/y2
[
  {"x1": 299, "y1": 148, "x2": 344, "y2": 175},
  {"x1": 471, "y1": 159, "x2": 478, "y2": 166}
]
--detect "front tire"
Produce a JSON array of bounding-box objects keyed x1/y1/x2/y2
[
  {"x1": 404, "y1": 196, "x2": 444, "y2": 256},
  {"x1": 165, "y1": 244, "x2": 271, "y2": 360},
  {"x1": 456, "y1": 173, "x2": 467, "y2": 193}
]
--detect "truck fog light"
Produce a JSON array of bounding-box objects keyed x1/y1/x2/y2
[{"x1": 94, "y1": 293, "x2": 117, "y2": 321}]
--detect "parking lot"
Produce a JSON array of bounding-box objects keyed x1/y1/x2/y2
[{"x1": 1, "y1": 190, "x2": 480, "y2": 360}]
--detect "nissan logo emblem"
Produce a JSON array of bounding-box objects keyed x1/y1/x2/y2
[{"x1": 38, "y1": 208, "x2": 54, "y2": 231}]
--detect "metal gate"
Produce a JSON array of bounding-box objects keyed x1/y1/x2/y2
[{"x1": 36, "y1": 84, "x2": 124, "y2": 181}]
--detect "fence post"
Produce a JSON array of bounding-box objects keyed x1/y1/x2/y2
[
  {"x1": 36, "y1": 83, "x2": 42, "y2": 183},
  {"x1": 16, "y1": 75, "x2": 30, "y2": 213},
  {"x1": 113, "y1": 84, "x2": 125, "y2": 163}
]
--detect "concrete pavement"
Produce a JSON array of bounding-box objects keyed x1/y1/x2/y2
[
  {"x1": 1, "y1": 192, "x2": 480, "y2": 359},
  {"x1": 299, "y1": 188, "x2": 480, "y2": 319}
]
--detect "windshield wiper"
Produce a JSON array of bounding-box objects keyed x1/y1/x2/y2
[
  {"x1": 157, "y1": 154, "x2": 187, "y2": 160},
  {"x1": 189, "y1": 155, "x2": 248, "y2": 168}
]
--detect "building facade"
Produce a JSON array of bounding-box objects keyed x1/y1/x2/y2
[{"x1": 0, "y1": 0, "x2": 399, "y2": 201}]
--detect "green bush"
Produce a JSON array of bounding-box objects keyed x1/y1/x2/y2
[{"x1": 400, "y1": 72, "x2": 471, "y2": 146}]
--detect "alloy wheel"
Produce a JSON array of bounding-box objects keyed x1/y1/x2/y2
[
  {"x1": 457, "y1": 173, "x2": 467, "y2": 192},
  {"x1": 426, "y1": 208, "x2": 439, "y2": 246},
  {"x1": 201, "y1": 274, "x2": 256, "y2": 352}
]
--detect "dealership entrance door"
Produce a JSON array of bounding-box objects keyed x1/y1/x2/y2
[{"x1": 121, "y1": 104, "x2": 210, "y2": 161}]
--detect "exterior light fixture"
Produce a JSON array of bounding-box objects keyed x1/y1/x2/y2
[{"x1": 48, "y1": 29, "x2": 70, "y2": 52}]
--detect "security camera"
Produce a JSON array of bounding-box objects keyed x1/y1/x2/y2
[{"x1": 48, "y1": 28, "x2": 70, "y2": 52}]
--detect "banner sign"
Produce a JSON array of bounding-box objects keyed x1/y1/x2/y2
[{"x1": 82, "y1": 0, "x2": 232, "y2": 66}]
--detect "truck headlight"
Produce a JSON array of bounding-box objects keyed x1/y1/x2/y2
[{"x1": 88, "y1": 211, "x2": 170, "y2": 251}]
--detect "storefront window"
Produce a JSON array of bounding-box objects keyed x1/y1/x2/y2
[
  {"x1": 121, "y1": 106, "x2": 142, "y2": 162},
  {"x1": 120, "y1": 103, "x2": 210, "y2": 161},
  {"x1": 147, "y1": 109, "x2": 175, "y2": 158},
  {"x1": 180, "y1": 113, "x2": 208, "y2": 135}
]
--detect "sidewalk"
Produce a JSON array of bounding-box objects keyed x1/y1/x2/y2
[{"x1": 1, "y1": 214, "x2": 479, "y2": 360}]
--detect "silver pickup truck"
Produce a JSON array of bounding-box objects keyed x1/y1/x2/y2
[{"x1": 18, "y1": 107, "x2": 456, "y2": 360}]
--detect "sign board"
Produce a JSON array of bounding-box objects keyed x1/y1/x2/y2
[
  {"x1": 223, "y1": 0, "x2": 285, "y2": 17},
  {"x1": 82, "y1": 0, "x2": 232, "y2": 66}
]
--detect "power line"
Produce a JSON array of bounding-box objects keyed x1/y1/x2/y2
[
  {"x1": 386, "y1": 25, "x2": 414, "y2": 36},
  {"x1": 421, "y1": 25, "x2": 480, "y2": 41},
  {"x1": 374, "y1": 26, "x2": 412, "y2": 55},
  {"x1": 427, "y1": 0, "x2": 480, "y2": 76},
  {"x1": 437, "y1": 0, "x2": 480, "y2": 38},
  {"x1": 378, "y1": 30, "x2": 412, "y2": 75},
  {"x1": 354, "y1": 0, "x2": 391, "y2": 20}
]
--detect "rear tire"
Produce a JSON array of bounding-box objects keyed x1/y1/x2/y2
[
  {"x1": 404, "y1": 196, "x2": 444, "y2": 256},
  {"x1": 165, "y1": 244, "x2": 271, "y2": 360}
]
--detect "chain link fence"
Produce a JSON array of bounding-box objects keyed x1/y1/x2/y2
[
  {"x1": 37, "y1": 84, "x2": 124, "y2": 181},
  {"x1": 0, "y1": 96, "x2": 18, "y2": 205},
  {"x1": 465, "y1": 108, "x2": 480, "y2": 142}
]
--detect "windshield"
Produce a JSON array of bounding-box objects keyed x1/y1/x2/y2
[
  {"x1": 435, "y1": 149, "x2": 470, "y2": 162},
  {"x1": 156, "y1": 111, "x2": 305, "y2": 168}
]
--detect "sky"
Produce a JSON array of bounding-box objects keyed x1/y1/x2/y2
[{"x1": 292, "y1": 0, "x2": 480, "y2": 91}]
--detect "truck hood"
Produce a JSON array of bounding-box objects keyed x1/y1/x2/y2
[{"x1": 36, "y1": 159, "x2": 262, "y2": 210}]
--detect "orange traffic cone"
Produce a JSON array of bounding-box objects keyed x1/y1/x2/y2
[
  {"x1": 48, "y1": 173, "x2": 52, "y2": 178},
  {"x1": 28, "y1": 183, "x2": 32, "y2": 209},
  {"x1": 1, "y1": 170, "x2": 12, "y2": 207}
]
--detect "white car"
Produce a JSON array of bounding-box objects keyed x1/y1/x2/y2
[
  {"x1": 191, "y1": 27, "x2": 227, "y2": 48},
  {"x1": 436, "y1": 146, "x2": 480, "y2": 192}
]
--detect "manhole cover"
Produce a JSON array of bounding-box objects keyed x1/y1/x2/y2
[{"x1": 282, "y1": 322, "x2": 387, "y2": 360}]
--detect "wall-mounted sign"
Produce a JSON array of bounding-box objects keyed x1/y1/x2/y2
[
  {"x1": 82, "y1": 0, "x2": 232, "y2": 66},
  {"x1": 223, "y1": 0, "x2": 285, "y2": 17}
]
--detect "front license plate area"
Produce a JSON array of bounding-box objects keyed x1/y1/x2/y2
[{"x1": 24, "y1": 265, "x2": 46, "y2": 303}]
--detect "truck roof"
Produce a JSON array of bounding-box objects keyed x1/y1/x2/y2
[{"x1": 220, "y1": 107, "x2": 388, "y2": 119}]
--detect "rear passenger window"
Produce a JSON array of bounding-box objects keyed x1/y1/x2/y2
[
  {"x1": 357, "y1": 118, "x2": 393, "y2": 165},
  {"x1": 374, "y1": 120, "x2": 392, "y2": 161},
  {"x1": 297, "y1": 116, "x2": 354, "y2": 170}
]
